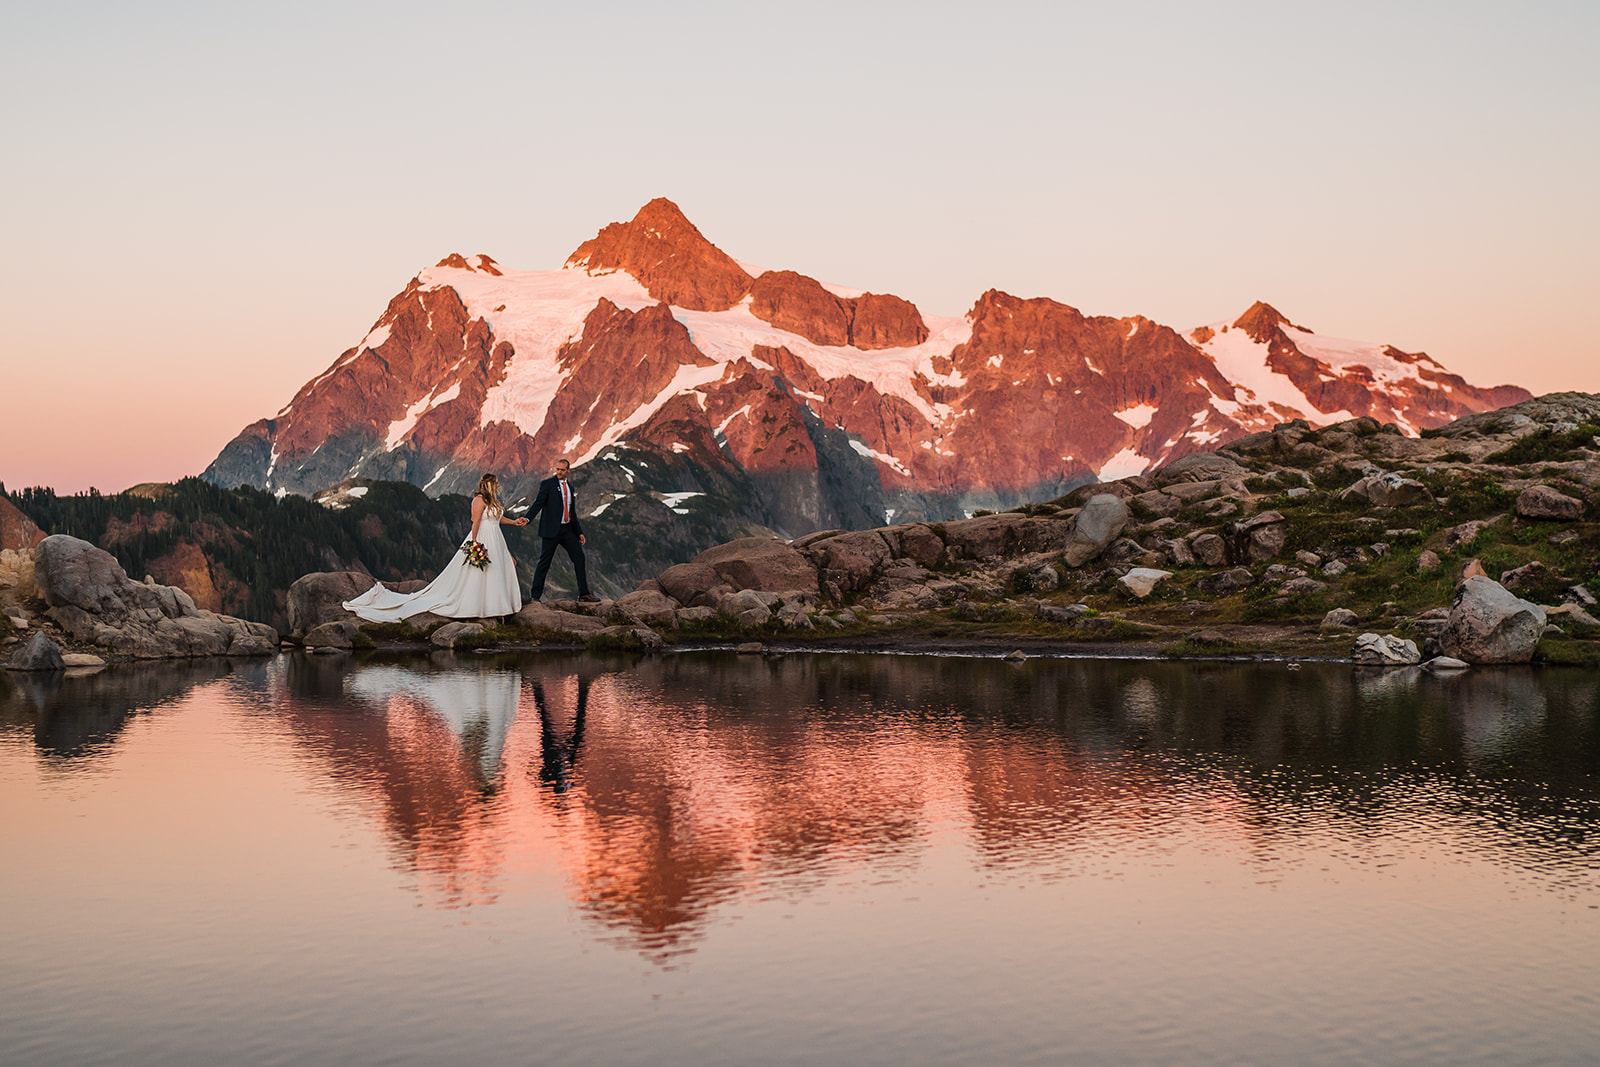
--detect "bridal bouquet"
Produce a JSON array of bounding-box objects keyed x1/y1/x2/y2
[{"x1": 460, "y1": 540, "x2": 490, "y2": 569}]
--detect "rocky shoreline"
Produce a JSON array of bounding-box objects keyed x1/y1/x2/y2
[{"x1": 7, "y1": 393, "x2": 1599, "y2": 673}]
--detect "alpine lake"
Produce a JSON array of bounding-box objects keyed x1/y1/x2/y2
[{"x1": 3, "y1": 648, "x2": 1599, "y2": 1065}]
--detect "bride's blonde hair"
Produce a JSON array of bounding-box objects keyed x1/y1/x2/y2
[{"x1": 476, "y1": 473, "x2": 502, "y2": 511}]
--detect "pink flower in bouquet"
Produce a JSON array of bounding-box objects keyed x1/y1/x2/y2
[{"x1": 460, "y1": 540, "x2": 490, "y2": 569}]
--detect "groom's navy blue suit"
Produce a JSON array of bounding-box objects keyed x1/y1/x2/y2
[{"x1": 527, "y1": 474, "x2": 591, "y2": 600}]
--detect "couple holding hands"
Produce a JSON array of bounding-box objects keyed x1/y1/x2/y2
[{"x1": 344, "y1": 458, "x2": 596, "y2": 623}]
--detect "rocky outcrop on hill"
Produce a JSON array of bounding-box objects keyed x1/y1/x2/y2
[{"x1": 0, "y1": 497, "x2": 45, "y2": 552}]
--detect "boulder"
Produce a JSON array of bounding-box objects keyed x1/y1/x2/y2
[
  {"x1": 800, "y1": 530, "x2": 891, "y2": 592},
  {"x1": 1117, "y1": 568, "x2": 1172, "y2": 599},
  {"x1": 1038, "y1": 603, "x2": 1092, "y2": 625},
  {"x1": 304, "y1": 620, "x2": 361, "y2": 649},
  {"x1": 721, "y1": 589, "x2": 779, "y2": 615},
  {"x1": 1154, "y1": 453, "x2": 1248, "y2": 485},
  {"x1": 656, "y1": 561, "x2": 721, "y2": 606},
  {"x1": 6, "y1": 631, "x2": 64, "y2": 671},
  {"x1": 1190, "y1": 533, "x2": 1228, "y2": 568},
  {"x1": 1499, "y1": 561, "x2": 1550, "y2": 589},
  {"x1": 1230, "y1": 511, "x2": 1286, "y2": 562},
  {"x1": 1515, "y1": 485, "x2": 1584, "y2": 521},
  {"x1": 1321, "y1": 608, "x2": 1359, "y2": 630},
  {"x1": 514, "y1": 601, "x2": 605, "y2": 635},
  {"x1": 1196, "y1": 567, "x2": 1254, "y2": 596},
  {"x1": 287, "y1": 571, "x2": 377, "y2": 635},
  {"x1": 1353, "y1": 633, "x2": 1422, "y2": 666},
  {"x1": 1341, "y1": 472, "x2": 1432, "y2": 507},
  {"x1": 675, "y1": 605, "x2": 718, "y2": 624},
  {"x1": 1545, "y1": 603, "x2": 1600, "y2": 629},
  {"x1": 35, "y1": 534, "x2": 278, "y2": 658},
  {"x1": 881, "y1": 524, "x2": 946, "y2": 568},
  {"x1": 776, "y1": 603, "x2": 815, "y2": 630},
  {"x1": 1063, "y1": 495, "x2": 1130, "y2": 567},
  {"x1": 941, "y1": 513, "x2": 1072, "y2": 561},
  {"x1": 1423, "y1": 656, "x2": 1470, "y2": 671},
  {"x1": 615, "y1": 588, "x2": 679, "y2": 629},
  {"x1": 590, "y1": 624, "x2": 664, "y2": 650},
  {"x1": 430, "y1": 621, "x2": 485, "y2": 649},
  {"x1": 1418, "y1": 550, "x2": 1441, "y2": 572},
  {"x1": 1133, "y1": 490, "x2": 1183, "y2": 518},
  {"x1": 693, "y1": 537, "x2": 819, "y2": 594},
  {"x1": 1440, "y1": 576, "x2": 1546, "y2": 664}
]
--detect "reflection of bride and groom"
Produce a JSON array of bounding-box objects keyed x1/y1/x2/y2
[{"x1": 342, "y1": 461, "x2": 597, "y2": 623}]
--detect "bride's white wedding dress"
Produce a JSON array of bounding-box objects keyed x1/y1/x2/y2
[{"x1": 343, "y1": 506, "x2": 522, "y2": 622}]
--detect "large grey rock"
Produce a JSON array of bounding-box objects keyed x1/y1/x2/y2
[
  {"x1": 1515, "y1": 485, "x2": 1584, "y2": 521},
  {"x1": 431, "y1": 621, "x2": 485, "y2": 649},
  {"x1": 1154, "y1": 452, "x2": 1248, "y2": 485},
  {"x1": 1440, "y1": 576, "x2": 1546, "y2": 664},
  {"x1": 693, "y1": 537, "x2": 819, "y2": 594},
  {"x1": 6, "y1": 631, "x2": 64, "y2": 671},
  {"x1": 1353, "y1": 633, "x2": 1421, "y2": 666},
  {"x1": 36, "y1": 535, "x2": 277, "y2": 658},
  {"x1": 514, "y1": 601, "x2": 605, "y2": 635},
  {"x1": 656, "y1": 561, "x2": 721, "y2": 606},
  {"x1": 304, "y1": 620, "x2": 360, "y2": 649},
  {"x1": 615, "y1": 588, "x2": 679, "y2": 629},
  {"x1": 287, "y1": 571, "x2": 376, "y2": 635},
  {"x1": 1341, "y1": 471, "x2": 1432, "y2": 507},
  {"x1": 881, "y1": 523, "x2": 946, "y2": 568},
  {"x1": 721, "y1": 589, "x2": 780, "y2": 615},
  {"x1": 800, "y1": 530, "x2": 891, "y2": 592},
  {"x1": 1231, "y1": 510, "x2": 1287, "y2": 562},
  {"x1": 1063, "y1": 495, "x2": 1130, "y2": 567},
  {"x1": 1190, "y1": 533, "x2": 1228, "y2": 567},
  {"x1": 940, "y1": 513, "x2": 1073, "y2": 561},
  {"x1": 1321, "y1": 608, "x2": 1359, "y2": 630},
  {"x1": 1117, "y1": 568, "x2": 1172, "y2": 599}
]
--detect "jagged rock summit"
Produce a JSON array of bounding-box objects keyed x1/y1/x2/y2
[{"x1": 205, "y1": 198, "x2": 1531, "y2": 582}]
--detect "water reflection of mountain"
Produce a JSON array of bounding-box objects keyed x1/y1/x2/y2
[
  {"x1": 0, "y1": 659, "x2": 251, "y2": 763},
  {"x1": 254, "y1": 653, "x2": 1600, "y2": 958}
]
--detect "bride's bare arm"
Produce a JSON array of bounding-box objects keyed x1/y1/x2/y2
[{"x1": 470, "y1": 495, "x2": 486, "y2": 540}]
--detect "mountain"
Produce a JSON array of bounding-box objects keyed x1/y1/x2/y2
[{"x1": 204, "y1": 197, "x2": 1528, "y2": 589}]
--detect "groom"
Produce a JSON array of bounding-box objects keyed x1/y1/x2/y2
[{"x1": 527, "y1": 457, "x2": 598, "y2": 603}]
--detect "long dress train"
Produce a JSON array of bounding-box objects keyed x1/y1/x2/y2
[{"x1": 342, "y1": 506, "x2": 522, "y2": 621}]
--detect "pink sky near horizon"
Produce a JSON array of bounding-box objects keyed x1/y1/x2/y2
[{"x1": 2, "y1": 0, "x2": 1596, "y2": 495}]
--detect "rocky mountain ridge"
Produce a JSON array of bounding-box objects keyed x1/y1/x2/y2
[{"x1": 204, "y1": 198, "x2": 1528, "y2": 572}]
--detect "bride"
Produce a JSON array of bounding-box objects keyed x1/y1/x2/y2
[{"x1": 343, "y1": 473, "x2": 529, "y2": 622}]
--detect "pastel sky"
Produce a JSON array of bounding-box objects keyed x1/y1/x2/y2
[{"x1": 3, "y1": 0, "x2": 1596, "y2": 494}]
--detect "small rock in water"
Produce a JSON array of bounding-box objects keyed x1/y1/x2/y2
[
  {"x1": 1423, "y1": 656, "x2": 1470, "y2": 671},
  {"x1": 6, "y1": 632, "x2": 65, "y2": 671},
  {"x1": 1353, "y1": 632, "x2": 1421, "y2": 666},
  {"x1": 1003, "y1": 649, "x2": 1026, "y2": 662},
  {"x1": 735, "y1": 642, "x2": 764, "y2": 655}
]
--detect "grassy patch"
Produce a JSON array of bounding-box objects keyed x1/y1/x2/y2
[
  {"x1": 1535, "y1": 635, "x2": 1600, "y2": 667},
  {"x1": 360, "y1": 620, "x2": 435, "y2": 641},
  {"x1": 1159, "y1": 636, "x2": 1266, "y2": 657},
  {"x1": 1483, "y1": 424, "x2": 1600, "y2": 465}
]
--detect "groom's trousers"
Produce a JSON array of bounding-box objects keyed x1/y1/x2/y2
[{"x1": 530, "y1": 524, "x2": 589, "y2": 600}]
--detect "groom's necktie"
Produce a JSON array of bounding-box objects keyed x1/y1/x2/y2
[{"x1": 560, "y1": 479, "x2": 571, "y2": 524}]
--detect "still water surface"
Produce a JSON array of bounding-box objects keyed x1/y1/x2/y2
[{"x1": 2, "y1": 652, "x2": 1599, "y2": 1065}]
